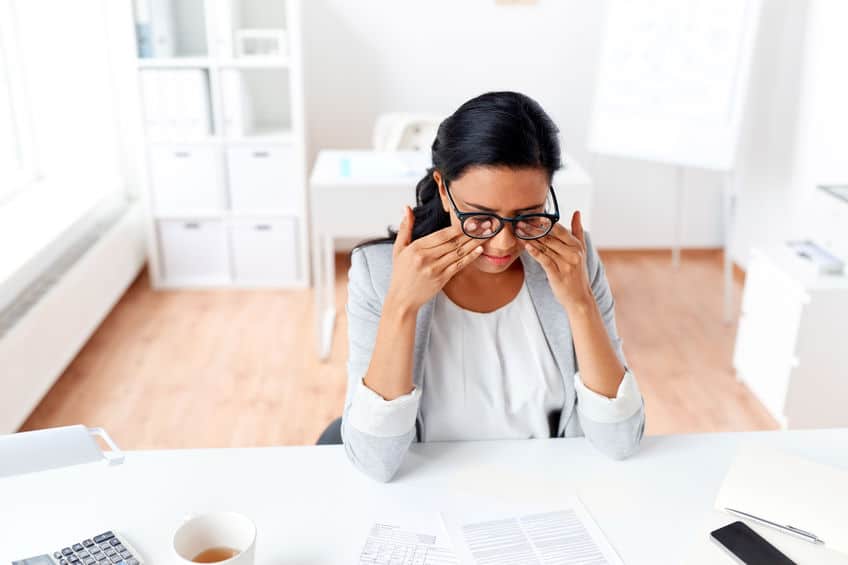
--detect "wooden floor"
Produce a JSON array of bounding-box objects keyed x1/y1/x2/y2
[{"x1": 21, "y1": 249, "x2": 777, "y2": 448}]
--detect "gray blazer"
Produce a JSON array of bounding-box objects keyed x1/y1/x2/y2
[{"x1": 342, "y1": 231, "x2": 646, "y2": 482}]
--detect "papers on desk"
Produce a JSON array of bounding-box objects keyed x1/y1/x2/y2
[
  {"x1": 442, "y1": 498, "x2": 622, "y2": 565},
  {"x1": 359, "y1": 497, "x2": 621, "y2": 565},
  {"x1": 359, "y1": 522, "x2": 457, "y2": 564},
  {"x1": 714, "y1": 445, "x2": 848, "y2": 555}
]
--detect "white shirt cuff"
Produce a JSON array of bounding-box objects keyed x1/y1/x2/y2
[
  {"x1": 347, "y1": 379, "x2": 421, "y2": 438},
  {"x1": 574, "y1": 369, "x2": 642, "y2": 424}
]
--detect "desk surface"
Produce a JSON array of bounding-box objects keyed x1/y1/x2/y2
[{"x1": 2, "y1": 429, "x2": 846, "y2": 564}]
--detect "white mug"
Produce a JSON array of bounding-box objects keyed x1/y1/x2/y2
[{"x1": 173, "y1": 512, "x2": 256, "y2": 564}]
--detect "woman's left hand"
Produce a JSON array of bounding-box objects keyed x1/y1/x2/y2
[{"x1": 523, "y1": 211, "x2": 595, "y2": 313}]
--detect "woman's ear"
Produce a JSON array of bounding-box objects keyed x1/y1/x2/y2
[{"x1": 433, "y1": 171, "x2": 450, "y2": 213}]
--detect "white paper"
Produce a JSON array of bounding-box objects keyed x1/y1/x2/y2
[
  {"x1": 359, "y1": 522, "x2": 458, "y2": 565},
  {"x1": 442, "y1": 497, "x2": 622, "y2": 565}
]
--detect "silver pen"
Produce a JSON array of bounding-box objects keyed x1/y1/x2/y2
[{"x1": 725, "y1": 507, "x2": 825, "y2": 545}]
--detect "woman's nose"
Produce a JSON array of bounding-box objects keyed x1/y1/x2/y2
[{"x1": 489, "y1": 221, "x2": 517, "y2": 250}]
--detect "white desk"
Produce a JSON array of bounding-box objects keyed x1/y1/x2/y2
[
  {"x1": 308, "y1": 150, "x2": 594, "y2": 359},
  {"x1": 2, "y1": 430, "x2": 846, "y2": 564}
]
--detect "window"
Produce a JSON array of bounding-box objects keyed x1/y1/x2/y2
[{"x1": 0, "y1": 0, "x2": 36, "y2": 205}]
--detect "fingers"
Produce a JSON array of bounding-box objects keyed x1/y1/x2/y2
[
  {"x1": 393, "y1": 206, "x2": 414, "y2": 255},
  {"x1": 571, "y1": 210, "x2": 586, "y2": 246},
  {"x1": 432, "y1": 236, "x2": 483, "y2": 273},
  {"x1": 547, "y1": 221, "x2": 582, "y2": 248},
  {"x1": 443, "y1": 244, "x2": 485, "y2": 278},
  {"x1": 532, "y1": 235, "x2": 582, "y2": 266},
  {"x1": 524, "y1": 240, "x2": 559, "y2": 274},
  {"x1": 414, "y1": 222, "x2": 463, "y2": 249}
]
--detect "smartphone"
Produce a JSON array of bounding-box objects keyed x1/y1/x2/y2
[{"x1": 710, "y1": 521, "x2": 797, "y2": 564}]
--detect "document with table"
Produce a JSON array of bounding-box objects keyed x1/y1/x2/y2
[{"x1": 361, "y1": 497, "x2": 620, "y2": 565}]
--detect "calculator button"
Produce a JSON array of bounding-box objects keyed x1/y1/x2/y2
[
  {"x1": 127, "y1": 560, "x2": 138, "y2": 565},
  {"x1": 109, "y1": 555, "x2": 122, "y2": 563},
  {"x1": 110, "y1": 539, "x2": 121, "y2": 546},
  {"x1": 114, "y1": 545, "x2": 125, "y2": 553},
  {"x1": 62, "y1": 549, "x2": 74, "y2": 556},
  {"x1": 83, "y1": 539, "x2": 94, "y2": 547},
  {"x1": 91, "y1": 547, "x2": 102, "y2": 555},
  {"x1": 78, "y1": 550, "x2": 90, "y2": 558},
  {"x1": 93, "y1": 532, "x2": 115, "y2": 543},
  {"x1": 69, "y1": 556, "x2": 80, "y2": 563},
  {"x1": 84, "y1": 559, "x2": 95, "y2": 565},
  {"x1": 98, "y1": 560, "x2": 110, "y2": 565},
  {"x1": 60, "y1": 561, "x2": 68, "y2": 565},
  {"x1": 120, "y1": 551, "x2": 131, "y2": 559},
  {"x1": 104, "y1": 549, "x2": 116, "y2": 557}
]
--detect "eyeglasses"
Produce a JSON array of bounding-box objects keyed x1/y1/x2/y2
[{"x1": 443, "y1": 180, "x2": 560, "y2": 240}]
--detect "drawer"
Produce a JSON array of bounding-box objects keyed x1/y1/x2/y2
[
  {"x1": 733, "y1": 337, "x2": 795, "y2": 420},
  {"x1": 230, "y1": 217, "x2": 299, "y2": 285},
  {"x1": 158, "y1": 220, "x2": 231, "y2": 284},
  {"x1": 741, "y1": 251, "x2": 808, "y2": 316},
  {"x1": 150, "y1": 146, "x2": 225, "y2": 211},
  {"x1": 226, "y1": 146, "x2": 299, "y2": 212}
]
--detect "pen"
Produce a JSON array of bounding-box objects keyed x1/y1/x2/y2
[{"x1": 725, "y1": 507, "x2": 825, "y2": 545}]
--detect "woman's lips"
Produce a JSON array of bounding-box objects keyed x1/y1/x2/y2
[{"x1": 482, "y1": 253, "x2": 512, "y2": 266}]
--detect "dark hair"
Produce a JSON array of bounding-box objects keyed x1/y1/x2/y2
[{"x1": 353, "y1": 91, "x2": 562, "y2": 251}]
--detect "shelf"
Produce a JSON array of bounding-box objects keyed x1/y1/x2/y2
[
  {"x1": 147, "y1": 136, "x2": 223, "y2": 146},
  {"x1": 225, "y1": 128, "x2": 294, "y2": 144},
  {"x1": 137, "y1": 57, "x2": 212, "y2": 69},
  {"x1": 218, "y1": 57, "x2": 290, "y2": 69},
  {"x1": 153, "y1": 210, "x2": 226, "y2": 220},
  {"x1": 154, "y1": 210, "x2": 300, "y2": 220}
]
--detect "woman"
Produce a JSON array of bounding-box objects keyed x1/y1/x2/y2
[{"x1": 336, "y1": 91, "x2": 645, "y2": 482}]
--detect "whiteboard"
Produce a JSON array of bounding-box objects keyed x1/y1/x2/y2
[{"x1": 588, "y1": 0, "x2": 762, "y2": 172}]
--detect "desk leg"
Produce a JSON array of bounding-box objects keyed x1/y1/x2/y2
[
  {"x1": 318, "y1": 234, "x2": 337, "y2": 360},
  {"x1": 312, "y1": 229, "x2": 325, "y2": 358}
]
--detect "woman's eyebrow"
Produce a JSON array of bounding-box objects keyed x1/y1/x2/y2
[{"x1": 464, "y1": 200, "x2": 546, "y2": 213}]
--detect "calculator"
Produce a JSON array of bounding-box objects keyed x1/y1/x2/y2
[{"x1": 11, "y1": 531, "x2": 145, "y2": 565}]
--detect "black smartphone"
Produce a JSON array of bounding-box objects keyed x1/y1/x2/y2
[{"x1": 710, "y1": 521, "x2": 797, "y2": 564}]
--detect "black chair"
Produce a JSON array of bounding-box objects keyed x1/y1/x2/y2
[{"x1": 316, "y1": 417, "x2": 342, "y2": 445}]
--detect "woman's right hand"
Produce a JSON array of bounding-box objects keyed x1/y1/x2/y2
[{"x1": 385, "y1": 206, "x2": 483, "y2": 312}]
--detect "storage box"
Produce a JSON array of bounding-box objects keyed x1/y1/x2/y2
[
  {"x1": 230, "y1": 217, "x2": 299, "y2": 285},
  {"x1": 226, "y1": 145, "x2": 297, "y2": 211},
  {"x1": 158, "y1": 219, "x2": 230, "y2": 284},
  {"x1": 149, "y1": 146, "x2": 224, "y2": 211}
]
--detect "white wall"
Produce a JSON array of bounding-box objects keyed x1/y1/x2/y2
[{"x1": 301, "y1": 0, "x2": 808, "y2": 254}]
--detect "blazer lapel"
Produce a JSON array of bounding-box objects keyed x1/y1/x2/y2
[{"x1": 519, "y1": 251, "x2": 576, "y2": 399}]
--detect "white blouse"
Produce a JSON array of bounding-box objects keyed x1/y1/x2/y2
[
  {"x1": 420, "y1": 281, "x2": 564, "y2": 441},
  {"x1": 347, "y1": 281, "x2": 643, "y2": 440}
]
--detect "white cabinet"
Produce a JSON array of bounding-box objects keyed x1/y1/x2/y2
[
  {"x1": 158, "y1": 219, "x2": 230, "y2": 284},
  {"x1": 733, "y1": 246, "x2": 848, "y2": 428},
  {"x1": 231, "y1": 217, "x2": 299, "y2": 284},
  {"x1": 226, "y1": 145, "x2": 298, "y2": 211},
  {"x1": 149, "y1": 146, "x2": 224, "y2": 211},
  {"x1": 136, "y1": 1, "x2": 308, "y2": 288}
]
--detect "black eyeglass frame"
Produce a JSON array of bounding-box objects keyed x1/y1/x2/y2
[{"x1": 443, "y1": 180, "x2": 561, "y2": 240}]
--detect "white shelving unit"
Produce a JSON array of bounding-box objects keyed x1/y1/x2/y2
[
  {"x1": 733, "y1": 245, "x2": 848, "y2": 428},
  {"x1": 133, "y1": 0, "x2": 308, "y2": 288}
]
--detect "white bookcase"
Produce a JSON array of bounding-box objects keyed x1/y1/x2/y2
[{"x1": 133, "y1": 0, "x2": 308, "y2": 288}]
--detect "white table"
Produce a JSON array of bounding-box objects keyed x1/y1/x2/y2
[
  {"x1": 2, "y1": 429, "x2": 846, "y2": 564},
  {"x1": 308, "y1": 149, "x2": 594, "y2": 359}
]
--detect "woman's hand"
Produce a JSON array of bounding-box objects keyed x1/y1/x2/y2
[
  {"x1": 385, "y1": 206, "x2": 484, "y2": 313},
  {"x1": 524, "y1": 211, "x2": 594, "y2": 314}
]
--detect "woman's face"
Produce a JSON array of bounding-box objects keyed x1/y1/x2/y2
[{"x1": 437, "y1": 166, "x2": 551, "y2": 275}]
